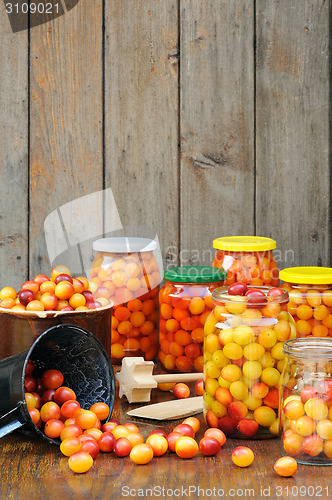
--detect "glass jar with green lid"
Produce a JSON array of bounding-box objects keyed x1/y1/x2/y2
[
  {"x1": 279, "y1": 267, "x2": 332, "y2": 339},
  {"x1": 159, "y1": 266, "x2": 226, "y2": 373},
  {"x1": 280, "y1": 337, "x2": 332, "y2": 465},
  {"x1": 212, "y1": 236, "x2": 279, "y2": 287}
]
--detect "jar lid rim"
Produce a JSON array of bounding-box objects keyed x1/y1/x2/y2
[
  {"x1": 93, "y1": 237, "x2": 157, "y2": 253},
  {"x1": 283, "y1": 337, "x2": 332, "y2": 357},
  {"x1": 280, "y1": 266, "x2": 332, "y2": 284},
  {"x1": 213, "y1": 236, "x2": 276, "y2": 251},
  {"x1": 212, "y1": 285, "x2": 289, "y2": 304},
  {"x1": 164, "y1": 266, "x2": 226, "y2": 283}
]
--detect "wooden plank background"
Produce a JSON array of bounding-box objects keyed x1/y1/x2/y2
[
  {"x1": 180, "y1": 0, "x2": 255, "y2": 265},
  {"x1": 0, "y1": 0, "x2": 331, "y2": 288},
  {"x1": 256, "y1": 0, "x2": 331, "y2": 270},
  {"x1": 0, "y1": 6, "x2": 29, "y2": 290}
]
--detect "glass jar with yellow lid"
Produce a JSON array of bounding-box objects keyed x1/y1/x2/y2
[
  {"x1": 279, "y1": 267, "x2": 332, "y2": 339},
  {"x1": 212, "y1": 236, "x2": 279, "y2": 287}
]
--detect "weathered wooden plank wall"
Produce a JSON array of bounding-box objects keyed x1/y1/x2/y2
[
  {"x1": 0, "y1": 7, "x2": 29, "y2": 289},
  {"x1": 0, "y1": 0, "x2": 330, "y2": 287},
  {"x1": 180, "y1": 0, "x2": 255, "y2": 266},
  {"x1": 104, "y1": 0, "x2": 179, "y2": 266},
  {"x1": 256, "y1": 0, "x2": 331, "y2": 269},
  {"x1": 29, "y1": 1, "x2": 104, "y2": 279}
]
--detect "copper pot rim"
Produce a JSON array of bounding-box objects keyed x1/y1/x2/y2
[{"x1": 0, "y1": 301, "x2": 113, "y2": 319}]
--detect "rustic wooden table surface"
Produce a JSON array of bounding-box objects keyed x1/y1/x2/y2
[{"x1": 1, "y1": 366, "x2": 331, "y2": 500}]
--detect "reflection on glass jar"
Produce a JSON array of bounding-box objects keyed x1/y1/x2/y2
[
  {"x1": 159, "y1": 266, "x2": 226, "y2": 373},
  {"x1": 203, "y1": 285, "x2": 294, "y2": 438},
  {"x1": 90, "y1": 237, "x2": 161, "y2": 364},
  {"x1": 280, "y1": 338, "x2": 332, "y2": 465},
  {"x1": 279, "y1": 267, "x2": 332, "y2": 339},
  {"x1": 212, "y1": 236, "x2": 279, "y2": 287}
]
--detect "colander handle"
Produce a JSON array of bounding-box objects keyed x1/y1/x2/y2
[{"x1": 0, "y1": 402, "x2": 25, "y2": 439}]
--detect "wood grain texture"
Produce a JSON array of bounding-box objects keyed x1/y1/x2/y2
[
  {"x1": 0, "y1": 371, "x2": 331, "y2": 499},
  {"x1": 104, "y1": 0, "x2": 179, "y2": 268},
  {"x1": 0, "y1": 6, "x2": 28, "y2": 289},
  {"x1": 180, "y1": 0, "x2": 255, "y2": 266},
  {"x1": 256, "y1": 0, "x2": 330, "y2": 269},
  {"x1": 29, "y1": 0, "x2": 104, "y2": 278}
]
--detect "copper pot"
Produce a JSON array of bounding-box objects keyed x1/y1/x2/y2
[{"x1": 0, "y1": 303, "x2": 112, "y2": 360}]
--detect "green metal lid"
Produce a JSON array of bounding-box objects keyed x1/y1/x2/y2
[{"x1": 164, "y1": 266, "x2": 226, "y2": 284}]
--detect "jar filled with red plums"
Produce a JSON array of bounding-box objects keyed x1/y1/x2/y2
[
  {"x1": 159, "y1": 266, "x2": 226, "y2": 373},
  {"x1": 212, "y1": 236, "x2": 279, "y2": 287}
]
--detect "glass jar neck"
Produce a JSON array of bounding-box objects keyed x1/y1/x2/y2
[
  {"x1": 287, "y1": 283, "x2": 332, "y2": 290},
  {"x1": 212, "y1": 285, "x2": 289, "y2": 306},
  {"x1": 283, "y1": 338, "x2": 332, "y2": 359},
  {"x1": 166, "y1": 280, "x2": 219, "y2": 286}
]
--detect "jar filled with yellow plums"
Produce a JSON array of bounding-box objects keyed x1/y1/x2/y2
[
  {"x1": 279, "y1": 337, "x2": 332, "y2": 465},
  {"x1": 203, "y1": 283, "x2": 294, "y2": 438},
  {"x1": 90, "y1": 237, "x2": 161, "y2": 364}
]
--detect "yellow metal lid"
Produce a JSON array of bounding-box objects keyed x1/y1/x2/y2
[
  {"x1": 279, "y1": 266, "x2": 332, "y2": 285},
  {"x1": 213, "y1": 236, "x2": 276, "y2": 252}
]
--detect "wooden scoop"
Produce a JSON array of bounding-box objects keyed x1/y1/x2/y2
[
  {"x1": 116, "y1": 357, "x2": 203, "y2": 403},
  {"x1": 127, "y1": 396, "x2": 203, "y2": 420}
]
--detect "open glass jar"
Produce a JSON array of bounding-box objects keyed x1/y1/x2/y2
[
  {"x1": 279, "y1": 338, "x2": 332, "y2": 465},
  {"x1": 203, "y1": 285, "x2": 295, "y2": 438},
  {"x1": 158, "y1": 266, "x2": 226, "y2": 373},
  {"x1": 212, "y1": 236, "x2": 279, "y2": 287},
  {"x1": 279, "y1": 266, "x2": 332, "y2": 339},
  {"x1": 90, "y1": 237, "x2": 161, "y2": 364}
]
